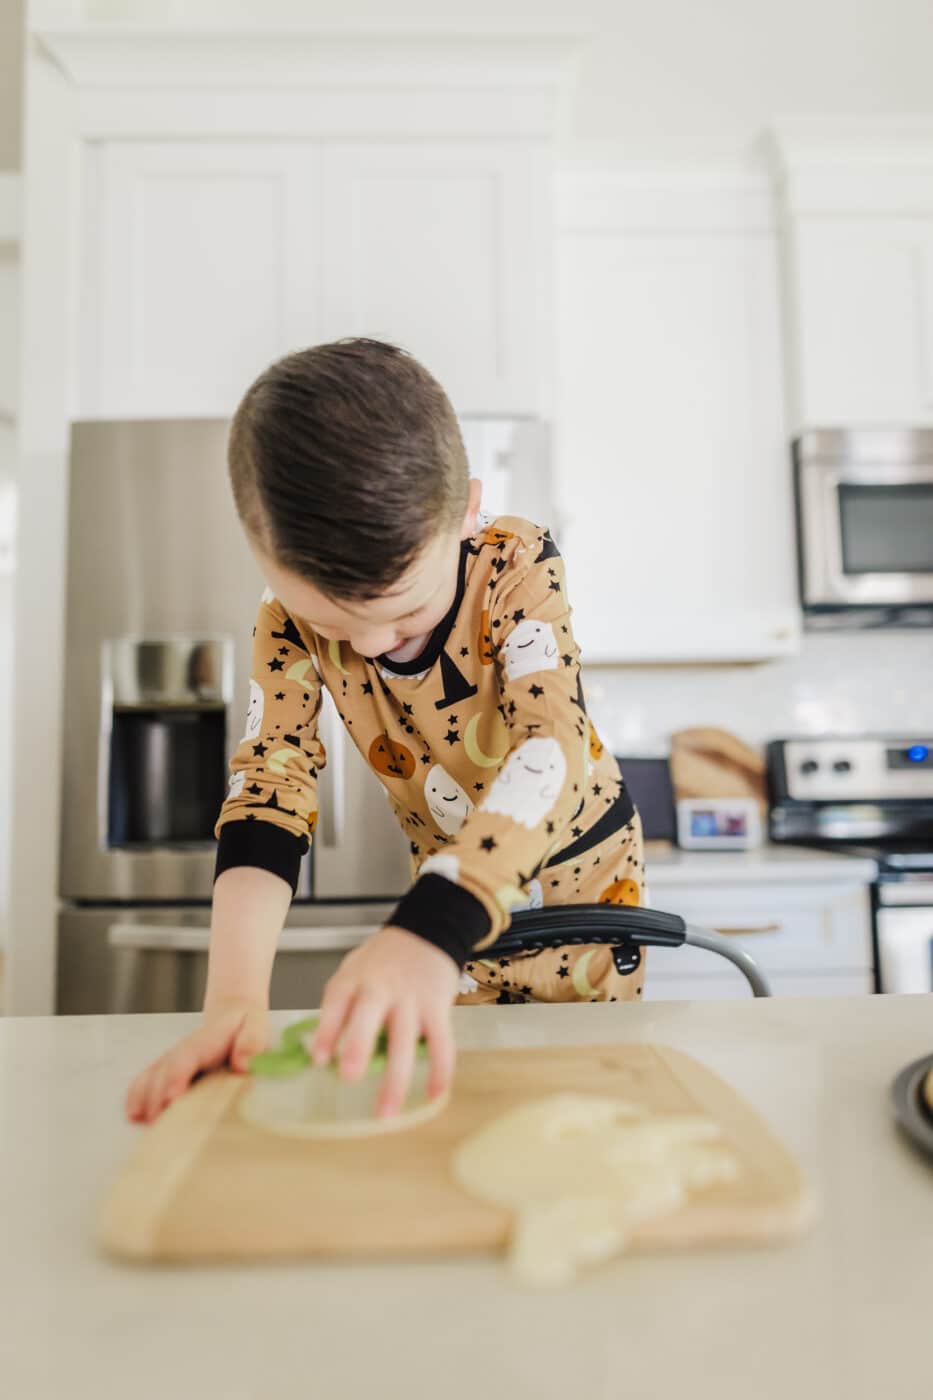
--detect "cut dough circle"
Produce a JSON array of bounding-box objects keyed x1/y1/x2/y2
[{"x1": 238, "y1": 1063, "x2": 449, "y2": 1140}]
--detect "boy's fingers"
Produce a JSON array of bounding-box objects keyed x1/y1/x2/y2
[
  {"x1": 144, "y1": 1058, "x2": 173, "y2": 1123},
  {"x1": 310, "y1": 981, "x2": 354, "y2": 1065},
  {"x1": 231, "y1": 1017, "x2": 269, "y2": 1073},
  {"x1": 422, "y1": 1008, "x2": 456, "y2": 1101},
  {"x1": 337, "y1": 994, "x2": 388, "y2": 1083},
  {"x1": 126, "y1": 1064, "x2": 155, "y2": 1121},
  {"x1": 377, "y1": 1003, "x2": 418, "y2": 1118}
]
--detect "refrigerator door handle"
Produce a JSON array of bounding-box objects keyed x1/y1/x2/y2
[{"x1": 316, "y1": 689, "x2": 345, "y2": 849}]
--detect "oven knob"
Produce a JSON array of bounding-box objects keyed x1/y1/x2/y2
[
  {"x1": 833, "y1": 759, "x2": 852, "y2": 774},
  {"x1": 800, "y1": 759, "x2": 819, "y2": 775}
]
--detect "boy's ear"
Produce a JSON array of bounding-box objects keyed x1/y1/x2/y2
[{"x1": 460, "y1": 477, "x2": 483, "y2": 540}]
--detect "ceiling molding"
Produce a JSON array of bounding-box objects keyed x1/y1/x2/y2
[{"x1": 771, "y1": 116, "x2": 933, "y2": 217}]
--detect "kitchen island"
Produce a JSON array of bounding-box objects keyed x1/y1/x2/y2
[{"x1": 1, "y1": 995, "x2": 930, "y2": 1400}]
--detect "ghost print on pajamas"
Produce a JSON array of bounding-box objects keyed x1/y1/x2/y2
[
  {"x1": 424, "y1": 764, "x2": 474, "y2": 836},
  {"x1": 227, "y1": 770, "x2": 246, "y2": 798},
  {"x1": 244, "y1": 679, "x2": 264, "y2": 741},
  {"x1": 482, "y1": 736, "x2": 567, "y2": 830},
  {"x1": 501, "y1": 619, "x2": 559, "y2": 682}
]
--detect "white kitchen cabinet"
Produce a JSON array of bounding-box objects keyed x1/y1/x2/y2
[
  {"x1": 318, "y1": 142, "x2": 546, "y2": 415},
  {"x1": 644, "y1": 876, "x2": 874, "y2": 1000},
  {"x1": 81, "y1": 141, "x2": 323, "y2": 419},
  {"x1": 79, "y1": 137, "x2": 547, "y2": 419},
  {"x1": 554, "y1": 178, "x2": 800, "y2": 663},
  {"x1": 791, "y1": 219, "x2": 933, "y2": 428}
]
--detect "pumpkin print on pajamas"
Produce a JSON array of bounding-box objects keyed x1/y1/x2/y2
[
  {"x1": 368, "y1": 733, "x2": 416, "y2": 780},
  {"x1": 599, "y1": 877, "x2": 640, "y2": 906},
  {"x1": 588, "y1": 723, "x2": 605, "y2": 762},
  {"x1": 481, "y1": 526, "x2": 514, "y2": 548}
]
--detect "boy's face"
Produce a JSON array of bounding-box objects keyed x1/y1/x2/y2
[{"x1": 256, "y1": 478, "x2": 482, "y2": 659}]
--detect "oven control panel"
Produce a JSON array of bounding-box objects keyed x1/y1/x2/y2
[{"x1": 773, "y1": 737, "x2": 933, "y2": 803}]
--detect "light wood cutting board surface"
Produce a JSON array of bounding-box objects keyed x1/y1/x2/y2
[{"x1": 100, "y1": 1044, "x2": 815, "y2": 1262}]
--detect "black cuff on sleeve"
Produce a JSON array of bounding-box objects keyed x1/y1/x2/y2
[
  {"x1": 214, "y1": 821, "x2": 308, "y2": 896},
  {"x1": 389, "y1": 873, "x2": 492, "y2": 969}
]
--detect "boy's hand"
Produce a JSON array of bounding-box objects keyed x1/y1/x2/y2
[
  {"x1": 310, "y1": 926, "x2": 459, "y2": 1118},
  {"x1": 125, "y1": 999, "x2": 270, "y2": 1124}
]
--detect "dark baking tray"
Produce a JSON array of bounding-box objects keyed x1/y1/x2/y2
[{"x1": 890, "y1": 1053, "x2": 933, "y2": 1162}]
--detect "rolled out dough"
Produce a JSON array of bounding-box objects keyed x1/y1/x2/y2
[{"x1": 451, "y1": 1093, "x2": 739, "y2": 1287}]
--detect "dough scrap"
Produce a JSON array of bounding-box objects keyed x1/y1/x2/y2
[{"x1": 452, "y1": 1093, "x2": 738, "y2": 1287}]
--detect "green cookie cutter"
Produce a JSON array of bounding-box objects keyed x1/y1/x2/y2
[{"x1": 249, "y1": 1015, "x2": 428, "y2": 1078}]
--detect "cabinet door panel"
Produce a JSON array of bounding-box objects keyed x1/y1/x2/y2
[
  {"x1": 319, "y1": 143, "x2": 544, "y2": 414},
  {"x1": 555, "y1": 229, "x2": 797, "y2": 662},
  {"x1": 793, "y1": 220, "x2": 933, "y2": 425},
  {"x1": 84, "y1": 142, "x2": 322, "y2": 417}
]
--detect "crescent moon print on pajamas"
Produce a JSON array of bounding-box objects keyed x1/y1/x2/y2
[
  {"x1": 244, "y1": 679, "x2": 264, "y2": 741},
  {"x1": 227, "y1": 770, "x2": 245, "y2": 798},
  {"x1": 286, "y1": 658, "x2": 315, "y2": 684},
  {"x1": 424, "y1": 764, "x2": 474, "y2": 836},
  {"x1": 481, "y1": 736, "x2": 567, "y2": 829},
  {"x1": 501, "y1": 619, "x2": 559, "y2": 682},
  {"x1": 463, "y1": 711, "x2": 509, "y2": 768}
]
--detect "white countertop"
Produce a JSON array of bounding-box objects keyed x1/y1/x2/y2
[
  {"x1": 645, "y1": 842, "x2": 878, "y2": 885},
  {"x1": 1, "y1": 996, "x2": 931, "y2": 1399}
]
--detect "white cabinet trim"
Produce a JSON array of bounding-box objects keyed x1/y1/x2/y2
[
  {"x1": 37, "y1": 24, "x2": 584, "y2": 141},
  {"x1": 772, "y1": 116, "x2": 933, "y2": 218}
]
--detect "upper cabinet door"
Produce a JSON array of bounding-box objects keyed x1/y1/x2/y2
[
  {"x1": 791, "y1": 220, "x2": 933, "y2": 428},
  {"x1": 81, "y1": 138, "x2": 548, "y2": 419},
  {"x1": 317, "y1": 142, "x2": 547, "y2": 416},
  {"x1": 555, "y1": 219, "x2": 799, "y2": 664},
  {"x1": 81, "y1": 142, "x2": 324, "y2": 419}
]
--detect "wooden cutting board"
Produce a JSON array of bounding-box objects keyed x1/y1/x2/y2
[{"x1": 100, "y1": 1044, "x2": 815, "y2": 1262}]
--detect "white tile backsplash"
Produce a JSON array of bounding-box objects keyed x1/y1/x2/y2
[{"x1": 583, "y1": 630, "x2": 933, "y2": 754}]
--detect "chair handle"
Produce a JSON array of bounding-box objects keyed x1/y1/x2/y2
[
  {"x1": 488, "y1": 904, "x2": 687, "y2": 956},
  {"x1": 485, "y1": 905, "x2": 772, "y2": 997}
]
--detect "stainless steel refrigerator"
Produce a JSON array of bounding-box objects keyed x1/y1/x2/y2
[{"x1": 57, "y1": 415, "x2": 548, "y2": 1012}]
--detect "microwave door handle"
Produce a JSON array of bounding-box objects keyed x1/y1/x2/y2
[{"x1": 316, "y1": 690, "x2": 345, "y2": 849}]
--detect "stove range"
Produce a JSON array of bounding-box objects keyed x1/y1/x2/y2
[{"x1": 767, "y1": 735, "x2": 933, "y2": 992}]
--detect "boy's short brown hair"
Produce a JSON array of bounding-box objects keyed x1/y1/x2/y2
[{"x1": 228, "y1": 339, "x2": 470, "y2": 601}]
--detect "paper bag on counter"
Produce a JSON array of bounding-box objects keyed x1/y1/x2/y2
[{"x1": 670, "y1": 728, "x2": 768, "y2": 809}]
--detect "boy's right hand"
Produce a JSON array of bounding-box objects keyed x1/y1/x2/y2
[{"x1": 125, "y1": 1000, "x2": 270, "y2": 1124}]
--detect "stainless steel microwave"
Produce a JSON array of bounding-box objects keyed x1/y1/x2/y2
[{"x1": 793, "y1": 428, "x2": 933, "y2": 624}]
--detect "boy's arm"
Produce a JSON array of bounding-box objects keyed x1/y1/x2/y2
[
  {"x1": 386, "y1": 534, "x2": 594, "y2": 963},
  {"x1": 126, "y1": 595, "x2": 323, "y2": 1124},
  {"x1": 310, "y1": 533, "x2": 594, "y2": 1117},
  {"x1": 215, "y1": 590, "x2": 325, "y2": 892}
]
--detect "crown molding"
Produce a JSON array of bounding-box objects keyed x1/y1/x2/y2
[
  {"x1": 32, "y1": 22, "x2": 586, "y2": 140},
  {"x1": 771, "y1": 116, "x2": 933, "y2": 218}
]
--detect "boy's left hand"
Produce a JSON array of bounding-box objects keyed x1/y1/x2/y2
[{"x1": 309, "y1": 926, "x2": 460, "y2": 1118}]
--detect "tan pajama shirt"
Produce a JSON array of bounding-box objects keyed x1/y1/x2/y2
[{"x1": 215, "y1": 515, "x2": 646, "y2": 1003}]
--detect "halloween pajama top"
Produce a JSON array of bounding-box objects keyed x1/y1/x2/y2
[{"x1": 215, "y1": 515, "x2": 647, "y2": 1003}]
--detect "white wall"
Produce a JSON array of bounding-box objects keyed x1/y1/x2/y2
[
  {"x1": 59, "y1": 0, "x2": 933, "y2": 163},
  {"x1": 586, "y1": 632, "x2": 933, "y2": 756}
]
